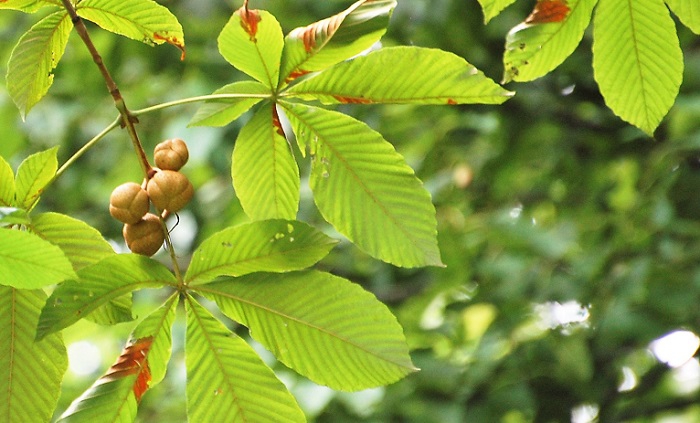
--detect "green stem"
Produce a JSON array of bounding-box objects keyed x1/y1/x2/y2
[{"x1": 131, "y1": 93, "x2": 272, "y2": 117}]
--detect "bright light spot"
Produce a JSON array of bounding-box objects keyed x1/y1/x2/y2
[
  {"x1": 618, "y1": 366, "x2": 637, "y2": 392},
  {"x1": 672, "y1": 358, "x2": 700, "y2": 394},
  {"x1": 536, "y1": 301, "x2": 589, "y2": 329},
  {"x1": 571, "y1": 404, "x2": 598, "y2": 423},
  {"x1": 67, "y1": 341, "x2": 102, "y2": 376},
  {"x1": 650, "y1": 330, "x2": 700, "y2": 368},
  {"x1": 509, "y1": 204, "x2": 523, "y2": 219}
]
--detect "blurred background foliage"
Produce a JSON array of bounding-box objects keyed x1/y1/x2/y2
[{"x1": 3, "y1": 0, "x2": 700, "y2": 421}]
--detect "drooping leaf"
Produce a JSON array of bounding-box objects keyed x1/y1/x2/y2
[
  {"x1": 217, "y1": 7, "x2": 283, "y2": 88},
  {"x1": 282, "y1": 102, "x2": 442, "y2": 267},
  {"x1": 186, "y1": 219, "x2": 337, "y2": 285},
  {"x1": 199, "y1": 271, "x2": 417, "y2": 391},
  {"x1": 0, "y1": 156, "x2": 15, "y2": 206},
  {"x1": 76, "y1": 0, "x2": 185, "y2": 57},
  {"x1": 130, "y1": 295, "x2": 178, "y2": 387},
  {"x1": 279, "y1": 0, "x2": 397, "y2": 85},
  {"x1": 232, "y1": 103, "x2": 300, "y2": 221},
  {"x1": 14, "y1": 146, "x2": 58, "y2": 209},
  {"x1": 287, "y1": 46, "x2": 512, "y2": 105},
  {"x1": 185, "y1": 296, "x2": 306, "y2": 423},
  {"x1": 188, "y1": 81, "x2": 269, "y2": 127},
  {"x1": 0, "y1": 229, "x2": 76, "y2": 289},
  {"x1": 36, "y1": 254, "x2": 176, "y2": 340},
  {"x1": 503, "y1": 0, "x2": 597, "y2": 83},
  {"x1": 666, "y1": 0, "x2": 700, "y2": 34},
  {"x1": 31, "y1": 212, "x2": 114, "y2": 271},
  {"x1": 0, "y1": 287, "x2": 67, "y2": 423},
  {"x1": 6, "y1": 11, "x2": 72, "y2": 118},
  {"x1": 0, "y1": 208, "x2": 29, "y2": 227},
  {"x1": 477, "y1": 0, "x2": 519, "y2": 23},
  {"x1": 0, "y1": 0, "x2": 60, "y2": 13},
  {"x1": 592, "y1": 0, "x2": 683, "y2": 135}
]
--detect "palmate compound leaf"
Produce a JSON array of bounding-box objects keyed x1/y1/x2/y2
[
  {"x1": 0, "y1": 287, "x2": 67, "y2": 423},
  {"x1": 217, "y1": 7, "x2": 283, "y2": 88},
  {"x1": 286, "y1": 46, "x2": 513, "y2": 105},
  {"x1": 593, "y1": 0, "x2": 683, "y2": 135},
  {"x1": 36, "y1": 254, "x2": 176, "y2": 340},
  {"x1": 7, "y1": 11, "x2": 72, "y2": 118},
  {"x1": 15, "y1": 146, "x2": 58, "y2": 210},
  {"x1": 0, "y1": 156, "x2": 15, "y2": 207},
  {"x1": 188, "y1": 81, "x2": 270, "y2": 127},
  {"x1": 477, "y1": 0, "x2": 519, "y2": 23},
  {"x1": 185, "y1": 219, "x2": 337, "y2": 286},
  {"x1": 197, "y1": 271, "x2": 417, "y2": 391},
  {"x1": 281, "y1": 102, "x2": 442, "y2": 268},
  {"x1": 30, "y1": 212, "x2": 115, "y2": 271},
  {"x1": 0, "y1": 229, "x2": 76, "y2": 289},
  {"x1": 0, "y1": 0, "x2": 61, "y2": 13},
  {"x1": 503, "y1": 0, "x2": 597, "y2": 83},
  {"x1": 279, "y1": 0, "x2": 397, "y2": 85},
  {"x1": 76, "y1": 0, "x2": 185, "y2": 58},
  {"x1": 185, "y1": 295, "x2": 306, "y2": 423},
  {"x1": 232, "y1": 103, "x2": 300, "y2": 221},
  {"x1": 665, "y1": 0, "x2": 700, "y2": 34},
  {"x1": 58, "y1": 295, "x2": 178, "y2": 422}
]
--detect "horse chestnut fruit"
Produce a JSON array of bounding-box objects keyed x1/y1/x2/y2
[
  {"x1": 109, "y1": 182, "x2": 150, "y2": 224},
  {"x1": 122, "y1": 213, "x2": 164, "y2": 256},
  {"x1": 147, "y1": 169, "x2": 194, "y2": 212},
  {"x1": 154, "y1": 138, "x2": 189, "y2": 171}
]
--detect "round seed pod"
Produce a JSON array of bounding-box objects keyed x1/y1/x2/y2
[
  {"x1": 147, "y1": 170, "x2": 194, "y2": 212},
  {"x1": 154, "y1": 138, "x2": 189, "y2": 171},
  {"x1": 122, "y1": 213, "x2": 164, "y2": 256},
  {"x1": 109, "y1": 182, "x2": 150, "y2": 224}
]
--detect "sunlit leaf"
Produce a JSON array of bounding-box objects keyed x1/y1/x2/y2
[
  {"x1": 593, "y1": 0, "x2": 682, "y2": 135},
  {"x1": 232, "y1": 103, "x2": 300, "y2": 221},
  {"x1": 0, "y1": 156, "x2": 15, "y2": 206},
  {"x1": 218, "y1": 7, "x2": 283, "y2": 88},
  {"x1": 666, "y1": 0, "x2": 700, "y2": 34},
  {"x1": 0, "y1": 229, "x2": 76, "y2": 289},
  {"x1": 282, "y1": 102, "x2": 442, "y2": 267},
  {"x1": 0, "y1": 208, "x2": 29, "y2": 227},
  {"x1": 31, "y1": 212, "x2": 114, "y2": 271},
  {"x1": 185, "y1": 296, "x2": 306, "y2": 422},
  {"x1": 199, "y1": 271, "x2": 417, "y2": 391},
  {"x1": 14, "y1": 146, "x2": 58, "y2": 210},
  {"x1": 0, "y1": 287, "x2": 67, "y2": 423},
  {"x1": 279, "y1": 0, "x2": 396, "y2": 85},
  {"x1": 131, "y1": 295, "x2": 178, "y2": 387},
  {"x1": 186, "y1": 219, "x2": 336, "y2": 285},
  {"x1": 77, "y1": 0, "x2": 185, "y2": 57},
  {"x1": 287, "y1": 46, "x2": 512, "y2": 105},
  {"x1": 0, "y1": 0, "x2": 60, "y2": 13},
  {"x1": 477, "y1": 0, "x2": 519, "y2": 23},
  {"x1": 188, "y1": 81, "x2": 269, "y2": 127},
  {"x1": 6, "y1": 11, "x2": 72, "y2": 118},
  {"x1": 503, "y1": 0, "x2": 597, "y2": 82},
  {"x1": 36, "y1": 254, "x2": 175, "y2": 340}
]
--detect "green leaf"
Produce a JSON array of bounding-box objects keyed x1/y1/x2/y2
[
  {"x1": 0, "y1": 0, "x2": 60, "y2": 13},
  {"x1": 666, "y1": 0, "x2": 700, "y2": 34},
  {"x1": 31, "y1": 212, "x2": 114, "y2": 271},
  {"x1": 58, "y1": 376, "x2": 138, "y2": 423},
  {"x1": 84, "y1": 294, "x2": 133, "y2": 327},
  {"x1": 232, "y1": 103, "x2": 300, "y2": 221},
  {"x1": 0, "y1": 287, "x2": 67, "y2": 423},
  {"x1": 7, "y1": 11, "x2": 72, "y2": 118},
  {"x1": 282, "y1": 102, "x2": 442, "y2": 267},
  {"x1": 130, "y1": 294, "x2": 178, "y2": 389},
  {"x1": 287, "y1": 46, "x2": 512, "y2": 105},
  {"x1": 0, "y1": 156, "x2": 15, "y2": 206},
  {"x1": 185, "y1": 296, "x2": 306, "y2": 423},
  {"x1": 217, "y1": 7, "x2": 284, "y2": 88},
  {"x1": 199, "y1": 271, "x2": 417, "y2": 391},
  {"x1": 592, "y1": 0, "x2": 683, "y2": 135},
  {"x1": 36, "y1": 254, "x2": 176, "y2": 340},
  {"x1": 0, "y1": 208, "x2": 29, "y2": 227},
  {"x1": 77, "y1": 0, "x2": 185, "y2": 56},
  {"x1": 14, "y1": 146, "x2": 58, "y2": 209},
  {"x1": 0, "y1": 229, "x2": 76, "y2": 289},
  {"x1": 188, "y1": 81, "x2": 269, "y2": 127},
  {"x1": 503, "y1": 0, "x2": 597, "y2": 83},
  {"x1": 279, "y1": 0, "x2": 397, "y2": 85},
  {"x1": 186, "y1": 219, "x2": 337, "y2": 285},
  {"x1": 477, "y1": 0, "x2": 518, "y2": 23}
]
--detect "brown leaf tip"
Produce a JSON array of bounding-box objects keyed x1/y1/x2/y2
[
  {"x1": 272, "y1": 108, "x2": 285, "y2": 137},
  {"x1": 238, "y1": 7, "x2": 262, "y2": 41},
  {"x1": 333, "y1": 95, "x2": 374, "y2": 104},
  {"x1": 103, "y1": 336, "x2": 154, "y2": 402},
  {"x1": 153, "y1": 33, "x2": 186, "y2": 60},
  {"x1": 525, "y1": 0, "x2": 570, "y2": 25}
]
